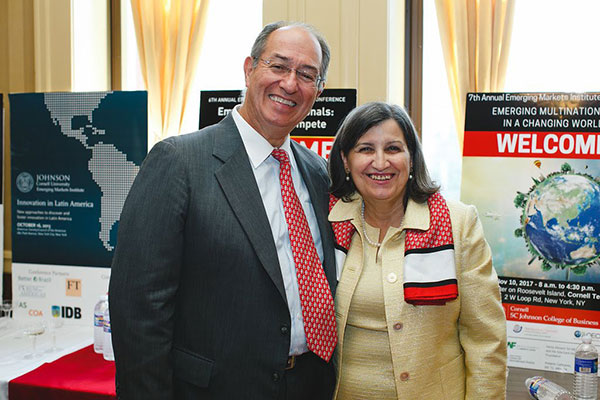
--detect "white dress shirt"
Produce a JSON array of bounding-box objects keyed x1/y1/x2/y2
[{"x1": 232, "y1": 106, "x2": 324, "y2": 356}]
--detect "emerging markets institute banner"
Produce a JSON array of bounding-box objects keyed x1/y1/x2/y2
[
  {"x1": 199, "y1": 88, "x2": 357, "y2": 158},
  {"x1": 10, "y1": 91, "x2": 147, "y2": 325},
  {"x1": 461, "y1": 92, "x2": 600, "y2": 372}
]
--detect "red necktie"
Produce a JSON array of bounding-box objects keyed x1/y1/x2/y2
[{"x1": 271, "y1": 149, "x2": 337, "y2": 362}]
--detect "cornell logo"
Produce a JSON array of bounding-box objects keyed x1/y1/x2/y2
[{"x1": 16, "y1": 172, "x2": 34, "y2": 193}]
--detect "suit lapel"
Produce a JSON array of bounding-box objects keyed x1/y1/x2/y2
[
  {"x1": 291, "y1": 142, "x2": 337, "y2": 293},
  {"x1": 213, "y1": 116, "x2": 287, "y2": 303}
]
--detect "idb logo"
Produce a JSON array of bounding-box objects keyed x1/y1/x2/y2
[
  {"x1": 51, "y1": 305, "x2": 82, "y2": 319},
  {"x1": 51, "y1": 305, "x2": 60, "y2": 317}
]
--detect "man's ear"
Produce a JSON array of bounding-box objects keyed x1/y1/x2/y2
[
  {"x1": 242, "y1": 56, "x2": 254, "y2": 87},
  {"x1": 316, "y1": 81, "x2": 325, "y2": 98}
]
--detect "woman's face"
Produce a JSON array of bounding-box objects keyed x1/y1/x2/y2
[{"x1": 341, "y1": 119, "x2": 412, "y2": 206}]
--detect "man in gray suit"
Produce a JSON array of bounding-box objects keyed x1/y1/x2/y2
[{"x1": 109, "y1": 21, "x2": 337, "y2": 400}]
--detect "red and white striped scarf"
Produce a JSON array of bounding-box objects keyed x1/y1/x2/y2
[{"x1": 329, "y1": 192, "x2": 458, "y2": 305}]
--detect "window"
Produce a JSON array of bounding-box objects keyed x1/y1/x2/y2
[
  {"x1": 72, "y1": 2, "x2": 109, "y2": 91},
  {"x1": 503, "y1": 1, "x2": 600, "y2": 92},
  {"x1": 121, "y1": 0, "x2": 262, "y2": 134},
  {"x1": 421, "y1": 0, "x2": 460, "y2": 200}
]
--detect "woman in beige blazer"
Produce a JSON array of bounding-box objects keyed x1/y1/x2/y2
[{"x1": 327, "y1": 102, "x2": 507, "y2": 399}]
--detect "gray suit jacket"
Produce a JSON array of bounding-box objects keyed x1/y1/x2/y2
[{"x1": 108, "y1": 114, "x2": 336, "y2": 399}]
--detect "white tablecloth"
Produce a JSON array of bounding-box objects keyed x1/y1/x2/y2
[{"x1": 0, "y1": 318, "x2": 93, "y2": 400}]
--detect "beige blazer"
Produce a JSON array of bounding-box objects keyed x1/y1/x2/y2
[{"x1": 329, "y1": 195, "x2": 507, "y2": 399}]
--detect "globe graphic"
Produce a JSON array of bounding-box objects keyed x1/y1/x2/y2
[{"x1": 523, "y1": 173, "x2": 600, "y2": 267}]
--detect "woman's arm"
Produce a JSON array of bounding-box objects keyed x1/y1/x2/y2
[{"x1": 456, "y1": 204, "x2": 508, "y2": 400}]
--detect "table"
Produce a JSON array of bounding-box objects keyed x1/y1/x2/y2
[
  {"x1": 1, "y1": 317, "x2": 597, "y2": 400},
  {"x1": 0, "y1": 318, "x2": 93, "y2": 400},
  {"x1": 9, "y1": 345, "x2": 115, "y2": 399},
  {"x1": 10, "y1": 362, "x2": 583, "y2": 399},
  {"x1": 508, "y1": 366, "x2": 599, "y2": 399}
]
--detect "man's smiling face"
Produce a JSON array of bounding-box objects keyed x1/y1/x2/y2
[{"x1": 239, "y1": 26, "x2": 323, "y2": 147}]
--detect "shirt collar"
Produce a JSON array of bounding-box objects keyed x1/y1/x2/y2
[
  {"x1": 232, "y1": 105, "x2": 294, "y2": 169},
  {"x1": 328, "y1": 193, "x2": 430, "y2": 232},
  {"x1": 328, "y1": 194, "x2": 361, "y2": 223},
  {"x1": 403, "y1": 198, "x2": 430, "y2": 231}
]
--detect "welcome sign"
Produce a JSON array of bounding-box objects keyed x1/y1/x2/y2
[{"x1": 461, "y1": 92, "x2": 600, "y2": 372}]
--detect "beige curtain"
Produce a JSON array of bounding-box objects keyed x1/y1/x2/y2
[
  {"x1": 130, "y1": 0, "x2": 210, "y2": 145},
  {"x1": 435, "y1": 0, "x2": 515, "y2": 151}
]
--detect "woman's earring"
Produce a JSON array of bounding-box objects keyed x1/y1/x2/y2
[
  {"x1": 409, "y1": 172, "x2": 413, "y2": 180},
  {"x1": 345, "y1": 171, "x2": 350, "y2": 181}
]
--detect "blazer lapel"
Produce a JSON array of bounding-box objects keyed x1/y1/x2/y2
[
  {"x1": 291, "y1": 142, "x2": 337, "y2": 293},
  {"x1": 213, "y1": 116, "x2": 287, "y2": 303}
]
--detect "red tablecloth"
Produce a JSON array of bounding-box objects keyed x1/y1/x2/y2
[{"x1": 9, "y1": 345, "x2": 116, "y2": 400}]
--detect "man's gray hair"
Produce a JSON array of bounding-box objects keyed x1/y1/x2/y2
[{"x1": 250, "y1": 21, "x2": 331, "y2": 82}]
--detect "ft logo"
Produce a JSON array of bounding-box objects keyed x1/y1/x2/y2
[{"x1": 66, "y1": 279, "x2": 82, "y2": 297}]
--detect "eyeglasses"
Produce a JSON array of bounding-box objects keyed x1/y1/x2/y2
[{"x1": 259, "y1": 58, "x2": 324, "y2": 90}]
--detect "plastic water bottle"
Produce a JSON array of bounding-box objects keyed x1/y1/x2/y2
[
  {"x1": 573, "y1": 337, "x2": 598, "y2": 400},
  {"x1": 102, "y1": 306, "x2": 114, "y2": 361},
  {"x1": 525, "y1": 376, "x2": 573, "y2": 400},
  {"x1": 93, "y1": 294, "x2": 108, "y2": 353}
]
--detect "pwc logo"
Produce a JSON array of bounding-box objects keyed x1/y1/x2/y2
[{"x1": 51, "y1": 305, "x2": 82, "y2": 319}]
